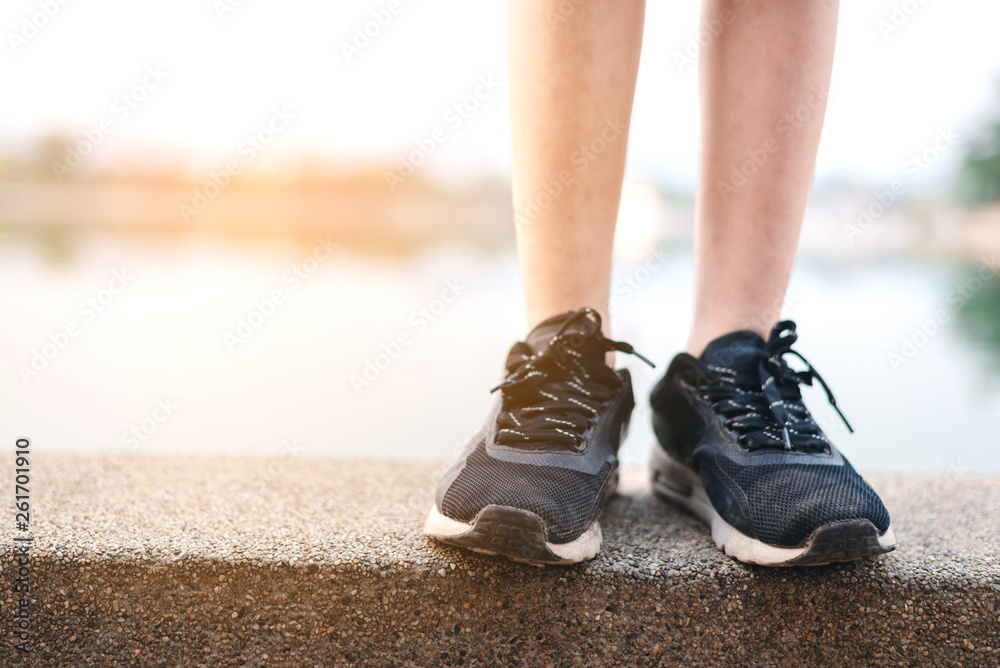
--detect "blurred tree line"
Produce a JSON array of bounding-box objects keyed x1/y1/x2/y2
[{"x1": 959, "y1": 85, "x2": 1000, "y2": 205}]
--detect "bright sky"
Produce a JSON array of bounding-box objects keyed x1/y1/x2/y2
[{"x1": 3, "y1": 0, "x2": 999, "y2": 188}]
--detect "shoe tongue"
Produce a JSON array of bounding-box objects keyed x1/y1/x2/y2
[
  {"x1": 700, "y1": 330, "x2": 765, "y2": 370},
  {"x1": 525, "y1": 311, "x2": 603, "y2": 359}
]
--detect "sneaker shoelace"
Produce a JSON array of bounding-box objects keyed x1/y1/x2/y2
[
  {"x1": 700, "y1": 321, "x2": 852, "y2": 452},
  {"x1": 491, "y1": 308, "x2": 653, "y2": 451}
]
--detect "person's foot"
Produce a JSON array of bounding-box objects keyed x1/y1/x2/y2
[
  {"x1": 649, "y1": 320, "x2": 895, "y2": 566},
  {"x1": 424, "y1": 308, "x2": 652, "y2": 566}
]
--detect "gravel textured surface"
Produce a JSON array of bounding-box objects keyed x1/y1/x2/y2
[{"x1": 1, "y1": 454, "x2": 998, "y2": 666}]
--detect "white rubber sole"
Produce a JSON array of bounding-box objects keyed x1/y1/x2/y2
[
  {"x1": 651, "y1": 446, "x2": 896, "y2": 566},
  {"x1": 423, "y1": 504, "x2": 603, "y2": 566}
]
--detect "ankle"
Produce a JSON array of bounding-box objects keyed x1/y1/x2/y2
[
  {"x1": 687, "y1": 321, "x2": 771, "y2": 358},
  {"x1": 524, "y1": 306, "x2": 616, "y2": 367},
  {"x1": 525, "y1": 305, "x2": 612, "y2": 339}
]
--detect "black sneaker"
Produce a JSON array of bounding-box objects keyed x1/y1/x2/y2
[
  {"x1": 649, "y1": 321, "x2": 895, "y2": 566},
  {"x1": 424, "y1": 308, "x2": 653, "y2": 565}
]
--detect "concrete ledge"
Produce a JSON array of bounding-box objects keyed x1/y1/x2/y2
[{"x1": 1, "y1": 454, "x2": 998, "y2": 666}]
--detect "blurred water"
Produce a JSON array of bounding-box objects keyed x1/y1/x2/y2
[{"x1": 3, "y1": 235, "x2": 999, "y2": 474}]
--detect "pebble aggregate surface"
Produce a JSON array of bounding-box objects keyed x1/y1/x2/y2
[{"x1": 1, "y1": 454, "x2": 998, "y2": 666}]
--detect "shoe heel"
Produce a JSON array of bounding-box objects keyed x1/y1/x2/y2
[
  {"x1": 649, "y1": 446, "x2": 696, "y2": 501},
  {"x1": 602, "y1": 468, "x2": 620, "y2": 503}
]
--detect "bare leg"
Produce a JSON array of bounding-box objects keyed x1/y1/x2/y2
[
  {"x1": 509, "y1": 0, "x2": 645, "y2": 337},
  {"x1": 688, "y1": 0, "x2": 839, "y2": 355}
]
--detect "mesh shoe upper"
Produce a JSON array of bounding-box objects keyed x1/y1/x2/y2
[
  {"x1": 704, "y1": 451, "x2": 890, "y2": 547},
  {"x1": 441, "y1": 444, "x2": 616, "y2": 544},
  {"x1": 436, "y1": 308, "x2": 650, "y2": 544},
  {"x1": 651, "y1": 320, "x2": 891, "y2": 548}
]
